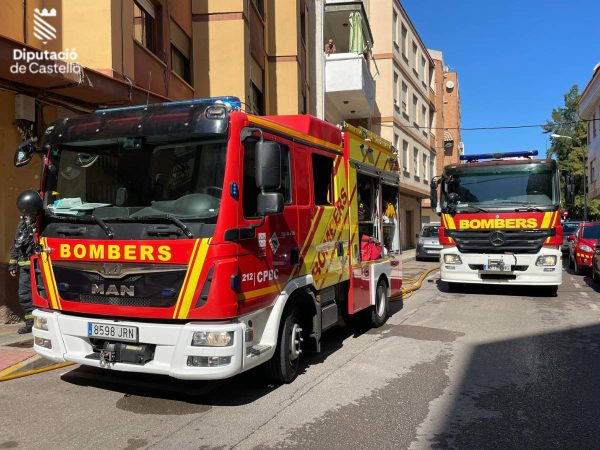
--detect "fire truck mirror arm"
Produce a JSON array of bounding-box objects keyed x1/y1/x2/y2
[
  {"x1": 14, "y1": 138, "x2": 40, "y2": 168},
  {"x1": 429, "y1": 177, "x2": 440, "y2": 211}
]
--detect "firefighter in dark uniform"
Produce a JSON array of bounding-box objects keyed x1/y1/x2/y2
[{"x1": 9, "y1": 191, "x2": 40, "y2": 334}]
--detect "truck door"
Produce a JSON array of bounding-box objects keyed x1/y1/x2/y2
[{"x1": 237, "y1": 136, "x2": 298, "y2": 312}]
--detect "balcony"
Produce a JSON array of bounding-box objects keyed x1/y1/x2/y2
[
  {"x1": 324, "y1": 1, "x2": 375, "y2": 121},
  {"x1": 325, "y1": 53, "x2": 374, "y2": 120}
]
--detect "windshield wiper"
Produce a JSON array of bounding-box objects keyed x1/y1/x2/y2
[
  {"x1": 129, "y1": 214, "x2": 195, "y2": 239},
  {"x1": 90, "y1": 215, "x2": 114, "y2": 238},
  {"x1": 456, "y1": 205, "x2": 489, "y2": 213},
  {"x1": 513, "y1": 206, "x2": 545, "y2": 212}
]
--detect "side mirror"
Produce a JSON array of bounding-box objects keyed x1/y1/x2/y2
[
  {"x1": 257, "y1": 192, "x2": 283, "y2": 216},
  {"x1": 255, "y1": 141, "x2": 282, "y2": 191},
  {"x1": 14, "y1": 139, "x2": 38, "y2": 167},
  {"x1": 16, "y1": 190, "x2": 43, "y2": 217},
  {"x1": 429, "y1": 179, "x2": 438, "y2": 210},
  {"x1": 567, "y1": 235, "x2": 576, "y2": 242}
]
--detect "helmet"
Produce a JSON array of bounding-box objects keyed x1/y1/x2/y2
[{"x1": 16, "y1": 190, "x2": 43, "y2": 217}]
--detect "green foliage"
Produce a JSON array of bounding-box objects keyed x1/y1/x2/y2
[{"x1": 544, "y1": 85, "x2": 599, "y2": 219}]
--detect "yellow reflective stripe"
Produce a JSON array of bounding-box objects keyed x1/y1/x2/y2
[
  {"x1": 236, "y1": 284, "x2": 282, "y2": 302},
  {"x1": 445, "y1": 215, "x2": 457, "y2": 230},
  {"x1": 540, "y1": 212, "x2": 552, "y2": 228},
  {"x1": 9, "y1": 259, "x2": 17, "y2": 264},
  {"x1": 171, "y1": 239, "x2": 200, "y2": 318},
  {"x1": 175, "y1": 239, "x2": 211, "y2": 319},
  {"x1": 17, "y1": 261, "x2": 31, "y2": 266},
  {"x1": 38, "y1": 238, "x2": 61, "y2": 310}
]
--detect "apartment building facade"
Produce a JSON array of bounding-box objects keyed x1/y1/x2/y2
[
  {"x1": 366, "y1": 1, "x2": 436, "y2": 249},
  {"x1": 421, "y1": 49, "x2": 463, "y2": 224},
  {"x1": 194, "y1": 0, "x2": 315, "y2": 116},
  {"x1": 579, "y1": 63, "x2": 600, "y2": 199}
]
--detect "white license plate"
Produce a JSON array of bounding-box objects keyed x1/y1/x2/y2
[
  {"x1": 88, "y1": 323, "x2": 138, "y2": 342},
  {"x1": 484, "y1": 263, "x2": 511, "y2": 272}
]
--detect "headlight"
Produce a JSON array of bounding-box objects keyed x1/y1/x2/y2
[
  {"x1": 579, "y1": 245, "x2": 593, "y2": 253},
  {"x1": 33, "y1": 316, "x2": 48, "y2": 331},
  {"x1": 443, "y1": 254, "x2": 462, "y2": 265},
  {"x1": 536, "y1": 255, "x2": 557, "y2": 266},
  {"x1": 191, "y1": 331, "x2": 234, "y2": 347}
]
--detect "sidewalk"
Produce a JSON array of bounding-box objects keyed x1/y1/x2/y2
[
  {"x1": 0, "y1": 248, "x2": 428, "y2": 378},
  {"x1": 0, "y1": 324, "x2": 39, "y2": 376}
]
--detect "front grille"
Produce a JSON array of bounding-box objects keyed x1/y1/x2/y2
[
  {"x1": 448, "y1": 229, "x2": 552, "y2": 254},
  {"x1": 469, "y1": 264, "x2": 529, "y2": 271},
  {"x1": 52, "y1": 264, "x2": 186, "y2": 308},
  {"x1": 78, "y1": 295, "x2": 172, "y2": 308}
]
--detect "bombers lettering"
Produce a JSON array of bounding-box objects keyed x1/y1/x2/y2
[
  {"x1": 58, "y1": 243, "x2": 172, "y2": 261},
  {"x1": 458, "y1": 218, "x2": 538, "y2": 230}
]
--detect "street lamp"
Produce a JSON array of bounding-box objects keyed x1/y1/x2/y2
[{"x1": 550, "y1": 134, "x2": 588, "y2": 221}]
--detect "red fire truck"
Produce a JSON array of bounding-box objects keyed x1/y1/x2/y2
[
  {"x1": 430, "y1": 150, "x2": 574, "y2": 296},
  {"x1": 15, "y1": 97, "x2": 402, "y2": 383}
]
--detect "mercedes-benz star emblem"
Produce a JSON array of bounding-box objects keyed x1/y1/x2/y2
[{"x1": 489, "y1": 231, "x2": 505, "y2": 247}]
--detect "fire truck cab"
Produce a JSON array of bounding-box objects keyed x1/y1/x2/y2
[
  {"x1": 16, "y1": 97, "x2": 402, "y2": 383},
  {"x1": 431, "y1": 150, "x2": 573, "y2": 295}
]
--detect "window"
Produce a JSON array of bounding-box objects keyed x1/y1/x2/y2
[
  {"x1": 401, "y1": 25, "x2": 408, "y2": 58},
  {"x1": 170, "y1": 20, "x2": 191, "y2": 84},
  {"x1": 312, "y1": 154, "x2": 335, "y2": 205},
  {"x1": 413, "y1": 148, "x2": 419, "y2": 177},
  {"x1": 589, "y1": 122, "x2": 592, "y2": 144},
  {"x1": 392, "y1": 11, "x2": 398, "y2": 48},
  {"x1": 422, "y1": 154, "x2": 428, "y2": 180},
  {"x1": 394, "y1": 133, "x2": 399, "y2": 155},
  {"x1": 594, "y1": 112, "x2": 598, "y2": 139},
  {"x1": 421, "y1": 56, "x2": 426, "y2": 82},
  {"x1": 401, "y1": 82, "x2": 408, "y2": 115},
  {"x1": 402, "y1": 140, "x2": 409, "y2": 171},
  {"x1": 412, "y1": 42, "x2": 418, "y2": 70},
  {"x1": 243, "y1": 141, "x2": 291, "y2": 217},
  {"x1": 421, "y1": 105, "x2": 427, "y2": 130},
  {"x1": 429, "y1": 157, "x2": 435, "y2": 180},
  {"x1": 252, "y1": 0, "x2": 265, "y2": 19},
  {"x1": 393, "y1": 72, "x2": 399, "y2": 109},
  {"x1": 250, "y1": 82, "x2": 264, "y2": 115},
  {"x1": 133, "y1": 0, "x2": 157, "y2": 54},
  {"x1": 300, "y1": 10, "x2": 306, "y2": 43},
  {"x1": 412, "y1": 95, "x2": 418, "y2": 124}
]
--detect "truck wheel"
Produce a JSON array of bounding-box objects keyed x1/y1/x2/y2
[
  {"x1": 265, "y1": 307, "x2": 302, "y2": 384},
  {"x1": 369, "y1": 280, "x2": 389, "y2": 328},
  {"x1": 574, "y1": 258, "x2": 582, "y2": 275}
]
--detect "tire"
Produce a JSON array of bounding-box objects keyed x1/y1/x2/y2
[
  {"x1": 542, "y1": 285, "x2": 559, "y2": 297},
  {"x1": 593, "y1": 266, "x2": 598, "y2": 283},
  {"x1": 569, "y1": 254, "x2": 574, "y2": 270},
  {"x1": 368, "y1": 280, "x2": 389, "y2": 328},
  {"x1": 265, "y1": 307, "x2": 302, "y2": 384},
  {"x1": 574, "y1": 258, "x2": 582, "y2": 275}
]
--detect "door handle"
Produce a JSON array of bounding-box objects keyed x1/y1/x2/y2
[{"x1": 291, "y1": 247, "x2": 300, "y2": 265}]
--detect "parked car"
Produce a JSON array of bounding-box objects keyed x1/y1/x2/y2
[
  {"x1": 562, "y1": 220, "x2": 582, "y2": 253},
  {"x1": 592, "y1": 241, "x2": 600, "y2": 283},
  {"x1": 416, "y1": 224, "x2": 441, "y2": 261},
  {"x1": 568, "y1": 222, "x2": 600, "y2": 274}
]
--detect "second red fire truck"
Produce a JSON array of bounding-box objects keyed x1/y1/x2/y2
[{"x1": 15, "y1": 97, "x2": 403, "y2": 383}]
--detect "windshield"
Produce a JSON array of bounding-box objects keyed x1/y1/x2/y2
[
  {"x1": 582, "y1": 226, "x2": 600, "y2": 239},
  {"x1": 421, "y1": 226, "x2": 439, "y2": 237},
  {"x1": 563, "y1": 223, "x2": 580, "y2": 235},
  {"x1": 45, "y1": 139, "x2": 227, "y2": 221},
  {"x1": 442, "y1": 162, "x2": 558, "y2": 211}
]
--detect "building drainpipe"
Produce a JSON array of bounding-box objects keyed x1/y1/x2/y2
[{"x1": 315, "y1": 0, "x2": 325, "y2": 120}]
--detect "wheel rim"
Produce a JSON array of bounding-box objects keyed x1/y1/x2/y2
[
  {"x1": 376, "y1": 286, "x2": 386, "y2": 318},
  {"x1": 289, "y1": 322, "x2": 302, "y2": 361}
]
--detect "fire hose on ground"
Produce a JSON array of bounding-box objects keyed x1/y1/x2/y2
[{"x1": 1, "y1": 266, "x2": 440, "y2": 382}]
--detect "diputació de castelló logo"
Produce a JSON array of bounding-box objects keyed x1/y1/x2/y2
[{"x1": 10, "y1": 7, "x2": 80, "y2": 75}]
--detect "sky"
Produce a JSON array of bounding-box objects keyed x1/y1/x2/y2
[{"x1": 402, "y1": 0, "x2": 600, "y2": 156}]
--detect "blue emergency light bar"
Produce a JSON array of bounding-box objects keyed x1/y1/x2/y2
[
  {"x1": 95, "y1": 96, "x2": 242, "y2": 114},
  {"x1": 459, "y1": 150, "x2": 538, "y2": 162}
]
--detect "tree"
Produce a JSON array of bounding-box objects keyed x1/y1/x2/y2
[{"x1": 544, "y1": 84, "x2": 600, "y2": 219}]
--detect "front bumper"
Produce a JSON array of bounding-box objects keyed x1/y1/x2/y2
[
  {"x1": 32, "y1": 310, "x2": 247, "y2": 380},
  {"x1": 416, "y1": 244, "x2": 442, "y2": 258},
  {"x1": 440, "y1": 247, "x2": 562, "y2": 286}
]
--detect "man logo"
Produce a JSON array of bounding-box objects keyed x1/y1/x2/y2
[{"x1": 33, "y1": 8, "x2": 57, "y2": 45}]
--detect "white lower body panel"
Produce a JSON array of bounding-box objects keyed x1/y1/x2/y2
[{"x1": 440, "y1": 247, "x2": 562, "y2": 286}]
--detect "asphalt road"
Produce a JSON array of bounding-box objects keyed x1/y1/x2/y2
[{"x1": 3, "y1": 260, "x2": 600, "y2": 450}]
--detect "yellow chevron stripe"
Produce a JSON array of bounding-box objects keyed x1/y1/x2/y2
[
  {"x1": 175, "y1": 239, "x2": 211, "y2": 319},
  {"x1": 171, "y1": 239, "x2": 200, "y2": 318},
  {"x1": 540, "y1": 212, "x2": 552, "y2": 228},
  {"x1": 445, "y1": 215, "x2": 457, "y2": 230},
  {"x1": 39, "y1": 238, "x2": 61, "y2": 310},
  {"x1": 236, "y1": 283, "x2": 282, "y2": 301}
]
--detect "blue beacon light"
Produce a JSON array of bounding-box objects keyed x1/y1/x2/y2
[{"x1": 459, "y1": 150, "x2": 538, "y2": 162}]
